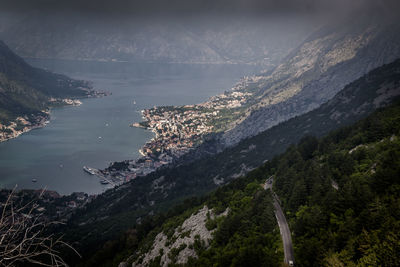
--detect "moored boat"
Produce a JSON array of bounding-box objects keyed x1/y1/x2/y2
[{"x1": 83, "y1": 166, "x2": 97, "y2": 175}]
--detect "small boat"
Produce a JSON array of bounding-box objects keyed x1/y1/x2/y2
[
  {"x1": 83, "y1": 166, "x2": 97, "y2": 175},
  {"x1": 133, "y1": 100, "x2": 136, "y2": 105},
  {"x1": 100, "y1": 179, "x2": 109, "y2": 185},
  {"x1": 32, "y1": 178, "x2": 37, "y2": 183}
]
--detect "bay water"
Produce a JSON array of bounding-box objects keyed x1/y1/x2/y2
[{"x1": 0, "y1": 59, "x2": 260, "y2": 195}]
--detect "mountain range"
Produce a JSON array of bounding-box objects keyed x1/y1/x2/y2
[
  {"x1": 0, "y1": 10, "x2": 400, "y2": 267},
  {"x1": 0, "y1": 14, "x2": 313, "y2": 67},
  {"x1": 220, "y1": 15, "x2": 400, "y2": 147}
]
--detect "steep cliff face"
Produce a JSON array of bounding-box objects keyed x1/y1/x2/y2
[
  {"x1": 222, "y1": 18, "x2": 400, "y2": 146},
  {"x1": 0, "y1": 15, "x2": 311, "y2": 66}
]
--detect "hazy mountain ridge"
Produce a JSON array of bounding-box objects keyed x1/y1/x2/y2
[
  {"x1": 0, "y1": 15, "x2": 312, "y2": 66},
  {"x1": 221, "y1": 18, "x2": 400, "y2": 146}
]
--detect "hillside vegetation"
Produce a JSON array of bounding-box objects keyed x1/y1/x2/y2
[
  {"x1": 80, "y1": 93, "x2": 400, "y2": 267},
  {"x1": 62, "y1": 58, "x2": 400, "y2": 264},
  {"x1": 0, "y1": 40, "x2": 94, "y2": 122},
  {"x1": 66, "y1": 59, "x2": 400, "y2": 233},
  {"x1": 270, "y1": 101, "x2": 400, "y2": 266}
]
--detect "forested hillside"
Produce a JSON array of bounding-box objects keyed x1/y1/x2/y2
[
  {"x1": 62, "y1": 60, "x2": 400, "y2": 264},
  {"x1": 272, "y1": 102, "x2": 400, "y2": 266},
  {"x1": 0, "y1": 40, "x2": 98, "y2": 139},
  {"x1": 79, "y1": 92, "x2": 400, "y2": 267}
]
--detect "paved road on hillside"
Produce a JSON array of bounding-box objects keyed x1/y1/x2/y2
[{"x1": 264, "y1": 178, "x2": 295, "y2": 265}]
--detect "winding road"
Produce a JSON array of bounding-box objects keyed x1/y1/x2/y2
[{"x1": 264, "y1": 178, "x2": 295, "y2": 265}]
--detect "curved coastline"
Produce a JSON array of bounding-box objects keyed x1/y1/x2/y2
[
  {"x1": 0, "y1": 90, "x2": 110, "y2": 143},
  {"x1": 0, "y1": 59, "x2": 259, "y2": 194}
]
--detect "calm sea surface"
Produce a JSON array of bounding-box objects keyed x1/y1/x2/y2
[{"x1": 0, "y1": 60, "x2": 260, "y2": 195}]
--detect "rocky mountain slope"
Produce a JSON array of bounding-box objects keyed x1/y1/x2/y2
[
  {"x1": 0, "y1": 14, "x2": 312, "y2": 66},
  {"x1": 0, "y1": 40, "x2": 98, "y2": 141},
  {"x1": 221, "y1": 16, "x2": 400, "y2": 146},
  {"x1": 62, "y1": 58, "x2": 400, "y2": 264},
  {"x1": 95, "y1": 16, "x2": 400, "y2": 171},
  {"x1": 90, "y1": 96, "x2": 400, "y2": 267}
]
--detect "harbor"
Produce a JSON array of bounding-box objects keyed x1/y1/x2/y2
[{"x1": 83, "y1": 166, "x2": 119, "y2": 187}]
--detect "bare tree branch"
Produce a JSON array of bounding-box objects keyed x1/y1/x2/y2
[{"x1": 0, "y1": 186, "x2": 80, "y2": 267}]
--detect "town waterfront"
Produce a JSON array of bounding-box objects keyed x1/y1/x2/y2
[{"x1": 0, "y1": 59, "x2": 260, "y2": 195}]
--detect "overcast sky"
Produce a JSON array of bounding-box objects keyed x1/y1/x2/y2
[{"x1": 1, "y1": 0, "x2": 399, "y2": 18}]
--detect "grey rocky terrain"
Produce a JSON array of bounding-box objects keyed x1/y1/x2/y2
[{"x1": 221, "y1": 17, "x2": 400, "y2": 146}]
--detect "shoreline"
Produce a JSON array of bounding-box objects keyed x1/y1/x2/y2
[
  {"x1": 0, "y1": 91, "x2": 109, "y2": 143},
  {"x1": 100, "y1": 74, "x2": 261, "y2": 185},
  {"x1": 1, "y1": 65, "x2": 259, "y2": 194},
  {"x1": 0, "y1": 113, "x2": 51, "y2": 143}
]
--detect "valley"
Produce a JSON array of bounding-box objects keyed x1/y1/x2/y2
[{"x1": 0, "y1": 3, "x2": 399, "y2": 266}]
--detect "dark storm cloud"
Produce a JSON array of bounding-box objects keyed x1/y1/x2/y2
[{"x1": 0, "y1": 0, "x2": 399, "y2": 17}]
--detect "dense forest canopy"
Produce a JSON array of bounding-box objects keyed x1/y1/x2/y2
[{"x1": 76, "y1": 100, "x2": 400, "y2": 266}]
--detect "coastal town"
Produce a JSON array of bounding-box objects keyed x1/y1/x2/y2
[
  {"x1": 136, "y1": 75, "x2": 258, "y2": 159},
  {"x1": 0, "y1": 113, "x2": 51, "y2": 142},
  {"x1": 94, "y1": 75, "x2": 262, "y2": 185},
  {"x1": 0, "y1": 90, "x2": 109, "y2": 143}
]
